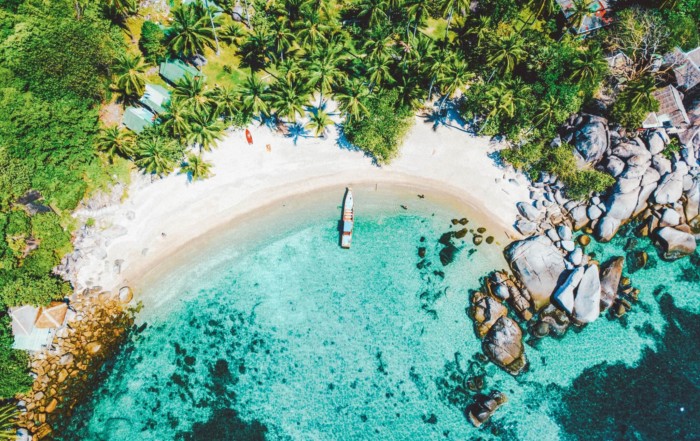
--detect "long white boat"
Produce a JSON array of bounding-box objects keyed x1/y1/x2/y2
[{"x1": 341, "y1": 188, "x2": 354, "y2": 249}]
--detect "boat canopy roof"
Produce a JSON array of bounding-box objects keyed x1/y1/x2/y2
[{"x1": 343, "y1": 221, "x2": 353, "y2": 232}]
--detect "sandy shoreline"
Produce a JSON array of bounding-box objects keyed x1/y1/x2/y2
[{"x1": 69, "y1": 115, "x2": 530, "y2": 294}]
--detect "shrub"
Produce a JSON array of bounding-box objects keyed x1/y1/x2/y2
[
  {"x1": 0, "y1": 314, "x2": 32, "y2": 399},
  {"x1": 140, "y1": 21, "x2": 167, "y2": 64},
  {"x1": 343, "y1": 90, "x2": 413, "y2": 165},
  {"x1": 502, "y1": 142, "x2": 615, "y2": 200}
]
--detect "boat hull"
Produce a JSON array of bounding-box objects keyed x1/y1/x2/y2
[{"x1": 341, "y1": 188, "x2": 354, "y2": 248}]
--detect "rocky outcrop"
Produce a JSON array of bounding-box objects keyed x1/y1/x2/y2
[
  {"x1": 599, "y1": 257, "x2": 624, "y2": 311},
  {"x1": 469, "y1": 291, "x2": 508, "y2": 338},
  {"x1": 654, "y1": 226, "x2": 697, "y2": 260},
  {"x1": 482, "y1": 317, "x2": 527, "y2": 375},
  {"x1": 466, "y1": 391, "x2": 508, "y2": 428},
  {"x1": 552, "y1": 267, "x2": 584, "y2": 314},
  {"x1": 504, "y1": 236, "x2": 567, "y2": 311},
  {"x1": 485, "y1": 271, "x2": 533, "y2": 321},
  {"x1": 653, "y1": 168, "x2": 685, "y2": 205},
  {"x1": 572, "y1": 265, "x2": 601, "y2": 323},
  {"x1": 17, "y1": 289, "x2": 135, "y2": 438},
  {"x1": 562, "y1": 113, "x2": 610, "y2": 166}
]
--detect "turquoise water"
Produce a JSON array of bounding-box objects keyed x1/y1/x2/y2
[{"x1": 62, "y1": 190, "x2": 700, "y2": 440}]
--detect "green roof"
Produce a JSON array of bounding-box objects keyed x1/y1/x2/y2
[
  {"x1": 123, "y1": 106, "x2": 155, "y2": 134},
  {"x1": 140, "y1": 84, "x2": 171, "y2": 114},
  {"x1": 159, "y1": 59, "x2": 205, "y2": 85}
]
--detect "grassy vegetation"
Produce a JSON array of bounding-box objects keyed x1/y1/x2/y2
[{"x1": 200, "y1": 46, "x2": 250, "y2": 89}]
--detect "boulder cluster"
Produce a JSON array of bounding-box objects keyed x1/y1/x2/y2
[
  {"x1": 473, "y1": 112, "x2": 700, "y2": 377},
  {"x1": 15, "y1": 288, "x2": 134, "y2": 440},
  {"x1": 515, "y1": 114, "x2": 699, "y2": 261},
  {"x1": 568, "y1": 115, "x2": 698, "y2": 259}
]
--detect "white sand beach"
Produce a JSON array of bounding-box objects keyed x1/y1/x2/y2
[{"x1": 70, "y1": 115, "x2": 530, "y2": 293}]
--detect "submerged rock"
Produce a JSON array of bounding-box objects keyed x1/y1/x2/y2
[
  {"x1": 536, "y1": 304, "x2": 570, "y2": 337},
  {"x1": 466, "y1": 390, "x2": 508, "y2": 428},
  {"x1": 482, "y1": 317, "x2": 527, "y2": 375},
  {"x1": 626, "y1": 250, "x2": 648, "y2": 273},
  {"x1": 654, "y1": 226, "x2": 697, "y2": 260},
  {"x1": 504, "y1": 236, "x2": 567, "y2": 311}
]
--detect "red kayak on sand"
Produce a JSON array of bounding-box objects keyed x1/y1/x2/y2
[{"x1": 245, "y1": 129, "x2": 253, "y2": 145}]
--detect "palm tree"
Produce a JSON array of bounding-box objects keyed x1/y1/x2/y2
[
  {"x1": 533, "y1": 94, "x2": 562, "y2": 129},
  {"x1": 167, "y1": 4, "x2": 217, "y2": 58},
  {"x1": 335, "y1": 78, "x2": 370, "y2": 122},
  {"x1": 219, "y1": 22, "x2": 246, "y2": 46},
  {"x1": 395, "y1": 68, "x2": 424, "y2": 109},
  {"x1": 438, "y1": 0, "x2": 470, "y2": 39},
  {"x1": 181, "y1": 153, "x2": 213, "y2": 181},
  {"x1": 623, "y1": 75, "x2": 658, "y2": 109},
  {"x1": 484, "y1": 84, "x2": 514, "y2": 122},
  {"x1": 569, "y1": 46, "x2": 608, "y2": 90},
  {"x1": 406, "y1": 0, "x2": 430, "y2": 37},
  {"x1": 306, "y1": 45, "x2": 347, "y2": 108},
  {"x1": 103, "y1": 0, "x2": 137, "y2": 25},
  {"x1": 357, "y1": 0, "x2": 388, "y2": 28},
  {"x1": 96, "y1": 126, "x2": 135, "y2": 161},
  {"x1": 270, "y1": 77, "x2": 311, "y2": 122},
  {"x1": 439, "y1": 58, "x2": 472, "y2": 108},
  {"x1": 424, "y1": 47, "x2": 451, "y2": 101},
  {"x1": 172, "y1": 75, "x2": 214, "y2": 115},
  {"x1": 306, "y1": 109, "x2": 334, "y2": 137},
  {"x1": 298, "y1": 13, "x2": 330, "y2": 50},
  {"x1": 185, "y1": 110, "x2": 226, "y2": 151},
  {"x1": 238, "y1": 28, "x2": 273, "y2": 72},
  {"x1": 563, "y1": 0, "x2": 595, "y2": 35},
  {"x1": 208, "y1": 85, "x2": 239, "y2": 122},
  {"x1": 112, "y1": 53, "x2": 146, "y2": 102},
  {"x1": 1, "y1": 403, "x2": 18, "y2": 441},
  {"x1": 238, "y1": 73, "x2": 270, "y2": 117},
  {"x1": 484, "y1": 79, "x2": 531, "y2": 121},
  {"x1": 107, "y1": 0, "x2": 137, "y2": 14},
  {"x1": 160, "y1": 98, "x2": 191, "y2": 140},
  {"x1": 135, "y1": 132, "x2": 181, "y2": 176},
  {"x1": 486, "y1": 33, "x2": 527, "y2": 74},
  {"x1": 367, "y1": 54, "x2": 394, "y2": 90},
  {"x1": 530, "y1": 0, "x2": 556, "y2": 19},
  {"x1": 278, "y1": 58, "x2": 303, "y2": 82},
  {"x1": 270, "y1": 17, "x2": 296, "y2": 61}
]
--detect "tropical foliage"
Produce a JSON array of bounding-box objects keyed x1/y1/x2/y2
[
  {"x1": 0, "y1": 0, "x2": 123, "y2": 398},
  {"x1": 0, "y1": 400, "x2": 19, "y2": 439}
]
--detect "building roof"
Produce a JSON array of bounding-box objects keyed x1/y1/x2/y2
[
  {"x1": 643, "y1": 85, "x2": 690, "y2": 131},
  {"x1": 34, "y1": 302, "x2": 68, "y2": 329},
  {"x1": 10, "y1": 305, "x2": 39, "y2": 337},
  {"x1": 9, "y1": 305, "x2": 54, "y2": 351},
  {"x1": 665, "y1": 47, "x2": 700, "y2": 91},
  {"x1": 556, "y1": 0, "x2": 613, "y2": 34},
  {"x1": 123, "y1": 106, "x2": 156, "y2": 134},
  {"x1": 159, "y1": 59, "x2": 205, "y2": 85},
  {"x1": 140, "y1": 84, "x2": 171, "y2": 114}
]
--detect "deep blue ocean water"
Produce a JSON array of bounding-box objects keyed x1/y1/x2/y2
[{"x1": 61, "y1": 189, "x2": 700, "y2": 440}]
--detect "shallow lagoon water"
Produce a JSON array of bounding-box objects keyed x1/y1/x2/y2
[{"x1": 63, "y1": 188, "x2": 700, "y2": 440}]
